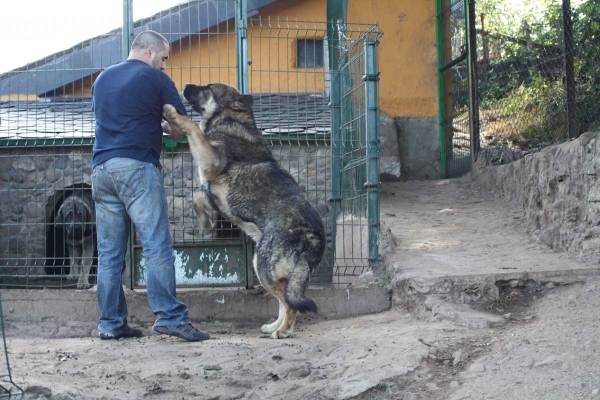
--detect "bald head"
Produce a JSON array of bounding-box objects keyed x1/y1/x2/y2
[
  {"x1": 131, "y1": 30, "x2": 168, "y2": 53},
  {"x1": 128, "y1": 30, "x2": 170, "y2": 71}
]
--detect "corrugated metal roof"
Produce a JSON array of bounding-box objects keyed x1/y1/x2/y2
[{"x1": 0, "y1": 92, "x2": 330, "y2": 140}]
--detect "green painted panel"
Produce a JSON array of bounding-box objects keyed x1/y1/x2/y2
[{"x1": 134, "y1": 245, "x2": 247, "y2": 287}]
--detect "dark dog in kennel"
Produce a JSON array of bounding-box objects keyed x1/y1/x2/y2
[{"x1": 48, "y1": 191, "x2": 97, "y2": 289}]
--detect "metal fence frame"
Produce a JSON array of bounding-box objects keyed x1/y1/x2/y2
[
  {"x1": 436, "y1": 0, "x2": 473, "y2": 178},
  {"x1": 0, "y1": 0, "x2": 382, "y2": 289},
  {"x1": 0, "y1": 295, "x2": 23, "y2": 399}
]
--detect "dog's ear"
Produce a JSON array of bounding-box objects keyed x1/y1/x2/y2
[
  {"x1": 229, "y1": 94, "x2": 253, "y2": 111},
  {"x1": 54, "y1": 208, "x2": 63, "y2": 224}
]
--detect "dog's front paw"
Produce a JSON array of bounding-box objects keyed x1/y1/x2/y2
[
  {"x1": 270, "y1": 330, "x2": 294, "y2": 339},
  {"x1": 77, "y1": 276, "x2": 91, "y2": 290},
  {"x1": 162, "y1": 104, "x2": 178, "y2": 122},
  {"x1": 261, "y1": 323, "x2": 277, "y2": 334}
]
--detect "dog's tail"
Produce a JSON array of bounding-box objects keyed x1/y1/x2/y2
[{"x1": 285, "y1": 258, "x2": 318, "y2": 314}]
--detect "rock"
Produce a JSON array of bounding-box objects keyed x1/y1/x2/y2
[
  {"x1": 425, "y1": 383, "x2": 437, "y2": 391},
  {"x1": 545, "y1": 282, "x2": 555, "y2": 289},
  {"x1": 178, "y1": 372, "x2": 192, "y2": 379},
  {"x1": 287, "y1": 368, "x2": 311, "y2": 379},
  {"x1": 449, "y1": 381, "x2": 460, "y2": 388},
  {"x1": 569, "y1": 382, "x2": 584, "y2": 390},
  {"x1": 497, "y1": 356, "x2": 511, "y2": 365},
  {"x1": 503, "y1": 313, "x2": 512, "y2": 319},
  {"x1": 50, "y1": 392, "x2": 84, "y2": 400},
  {"x1": 592, "y1": 388, "x2": 599, "y2": 396},
  {"x1": 146, "y1": 382, "x2": 162, "y2": 393},
  {"x1": 469, "y1": 363, "x2": 485, "y2": 373},
  {"x1": 403, "y1": 392, "x2": 422, "y2": 400},
  {"x1": 523, "y1": 358, "x2": 535, "y2": 368},
  {"x1": 25, "y1": 385, "x2": 52, "y2": 397},
  {"x1": 452, "y1": 349, "x2": 468, "y2": 365},
  {"x1": 533, "y1": 356, "x2": 560, "y2": 368},
  {"x1": 423, "y1": 297, "x2": 505, "y2": 329},
  {"x1": 450, "y1": 395, "x2": 471, "y2": 400}
]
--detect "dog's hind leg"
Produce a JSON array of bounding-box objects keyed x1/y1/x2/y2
[
  {"x1": 253, "y1": 253, "x2": 286, "y2": 335},
  {"x1": 271, "y1": 257, "x2": 317, "y2": 339},
  {"x1": 263, "y1": 281, "x2": 297, "y2": 339},
  {"x1": 261, "y1": 300, "x2": 286, "y2": 334},
  {"x1": 271, "y1": 302, "x2": 297, "y2": 339},
  {"x1": 193, "y1": 191, "x2": 217, "y2": 230}
]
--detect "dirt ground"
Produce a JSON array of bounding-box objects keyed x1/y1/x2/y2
[{"x1": 5, "y1": 177, "x2": 600, "y2": 400}]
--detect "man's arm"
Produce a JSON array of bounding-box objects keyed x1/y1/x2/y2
[
  {"x1": 162, "y1": 119, "x2": 186, "y2": 139},
  {"x1": 161, "y1": 77, "x2": 188, "y2": 139}
]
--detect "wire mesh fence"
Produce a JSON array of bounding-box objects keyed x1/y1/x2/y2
[
  {"x1": 334, "y1": 26, "x2": 383, "y2": 278},
  {"x1": 0, "y1": 295, "x2": 23, "y2": 399},
  {"x1": 248, "y1": 19, "x2": 383, "y2": 285},
  {"x1": 0, "y1": 1, "x2": 382, "y2": 289},
  {"x1": 437, "y1": 0, "x2": 472, "y2": 178},
  {"x1": 475, "y1": 0, "x2": 600, "y2": 158}
]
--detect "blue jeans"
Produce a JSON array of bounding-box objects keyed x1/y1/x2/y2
[{"x1": 92, "y1": 157, "x2": 190, "y2": 335}]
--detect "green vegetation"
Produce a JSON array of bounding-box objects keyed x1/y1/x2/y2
[{"x1": 477, "y1": 0, "x2": 599, "y2": 149}]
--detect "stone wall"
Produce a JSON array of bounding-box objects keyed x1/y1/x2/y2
[
  {"x1": 0, "y1": 143, "x2": 337, "y2": 277},
  {"x1": 472, "y1": 132, "x2": 600, "y2": 265},
  {"x1": 0, "y1": 147, "x2": 93, "y2": 277}
]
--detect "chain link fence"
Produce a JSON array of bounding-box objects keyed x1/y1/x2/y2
[{"x1": 475, "y1": 0, "x2": 600, "y2": 161}]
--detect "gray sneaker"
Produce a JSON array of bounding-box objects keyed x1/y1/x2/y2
[
  {"x1": 154, "y1": 323, "x2": 210, "y2": 342},
  {"x1": 99, "y1": 325, "x2": 143, "y2": 340}
]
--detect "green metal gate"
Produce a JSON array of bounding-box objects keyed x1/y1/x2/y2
[
  {"x1": 330, "y1": 26, "x2": 383, "y2": 280},
  {"x1": 0, "y1": 0, "x2": 382, "y2": 289},
  {"x1": 436, "y1": 0, "x2": 473, "y2": 178}
]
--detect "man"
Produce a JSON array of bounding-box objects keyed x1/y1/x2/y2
[{"x1": 92, "y1": 30, "x2": 209, "y2": 342}]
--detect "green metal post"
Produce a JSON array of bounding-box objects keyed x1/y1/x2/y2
[
  {"x1": 123, "y1": 0, "x2": 134, "y2": 288},
  {"x1": 122, "y1": 0, "x2": 133, "y2": 60},
  {"x1": 236, "y1": 0, "x2": 249, "y2": 94},
  {"x1": 236, "y1": 0, "x2": 251, "y2": 285},
  {"x1": 364, "y1": 40, "x2": 380, "y2": 270},
  {"x1": 435, "y1": 0, "x2": 447, "y2": 178},
  {"x1": 329, "y1": 70, "x2": 342, "y2": 272},
  {"x1": 326, "y1": 0, "x2": 347, "y2": 70}
]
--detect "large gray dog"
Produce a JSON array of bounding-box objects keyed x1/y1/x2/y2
[
  {"x1": 55, "y1": 192, "x2": 96, "y2": 289},
  {"x1": 163, "y1": 83, "x2": 326, "y2": 338}
]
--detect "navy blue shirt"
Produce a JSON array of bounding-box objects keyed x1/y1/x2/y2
[{"x1": 92, "y1": 59, "x2": 187, "y2": 167}]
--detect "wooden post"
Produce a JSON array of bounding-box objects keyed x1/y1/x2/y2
[
  {"x1": 523, "y1": 20, "x2": 537, "y2": 75},
  {"x1": 468, "y1": 0, "x2": 480, "y2": 162},
  {"x1": 480, "y1": 13, "x2": 489, "y2": 82}
]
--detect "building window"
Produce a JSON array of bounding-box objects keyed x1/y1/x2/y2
[{"x1": 297, "y1": 39, "x2": 324, "y2": 68}]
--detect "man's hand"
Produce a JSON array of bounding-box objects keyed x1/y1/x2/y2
[
  {"x1": 162, "y1": 119, "x2": 186, "y2": 139},
  {"x1": 161, "y1": 120, "x2": 171, "y2": 134}
]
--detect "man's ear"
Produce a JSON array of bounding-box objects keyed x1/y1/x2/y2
[{"x1": 230, "y1": 94, "x2": 254, "y2": 111}]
